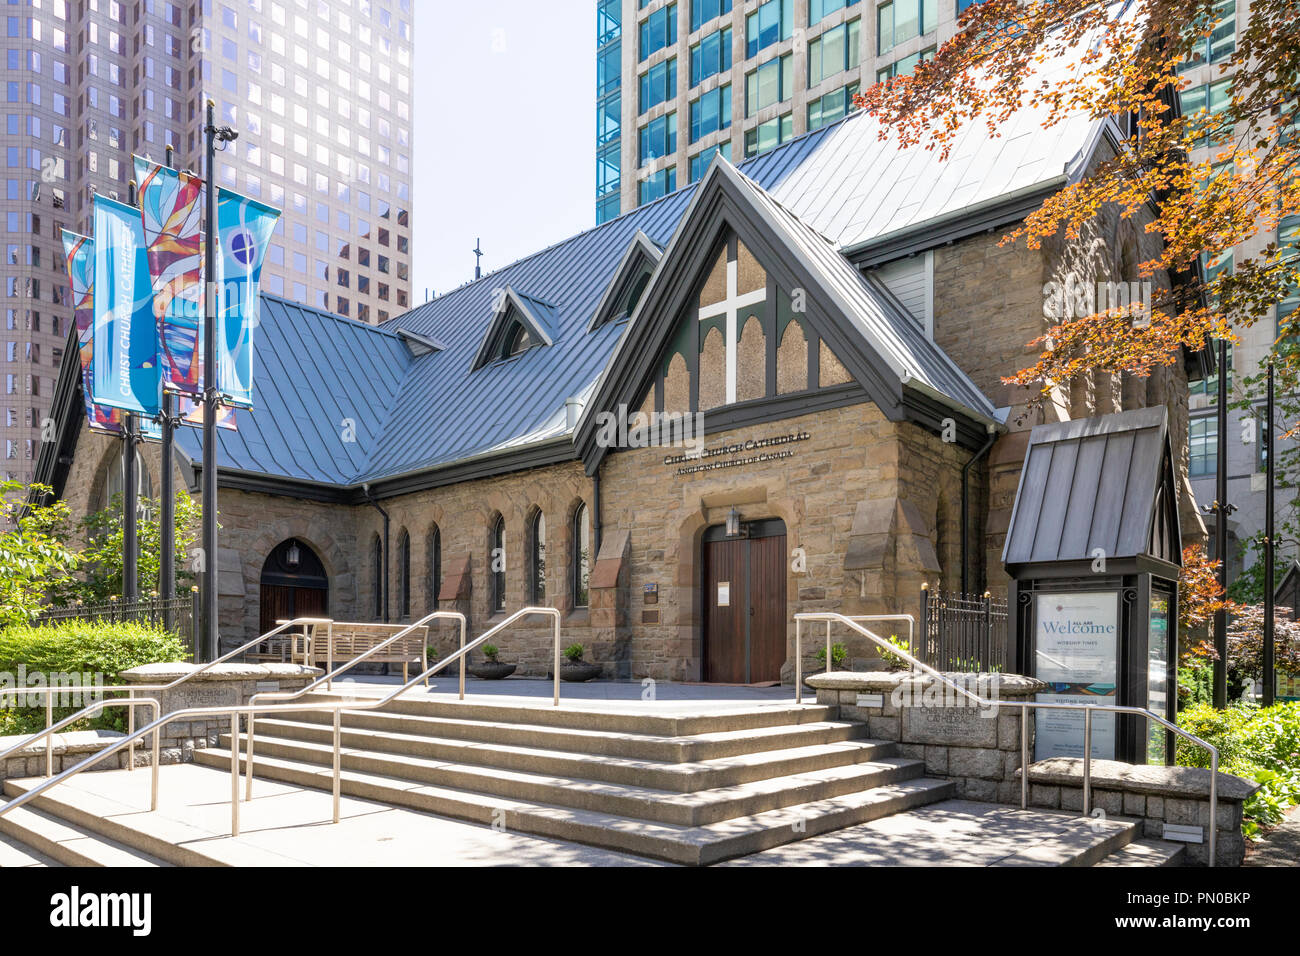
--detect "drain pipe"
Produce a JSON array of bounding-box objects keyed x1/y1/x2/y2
[
  {"x1": 960, "y1": 424, "x2": 998, "y2": 596},
  {"x1": 567, "y1": 396, "x2": 602, "y2": 555},
  {"x1": 363, "y1": 483, "x2": 390, "y2": 623}
]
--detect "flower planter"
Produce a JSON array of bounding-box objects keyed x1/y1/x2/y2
[
  {"x1": 560, "y1": 661, "x2": 602, "y2": 683},
  {"x1": 467, "y1": 662, "x2": 517, "y2": 680}
]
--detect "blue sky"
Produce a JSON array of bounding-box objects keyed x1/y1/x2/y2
[{"x1": 412, "y1": 2, "x2": 596, "y2": 300}]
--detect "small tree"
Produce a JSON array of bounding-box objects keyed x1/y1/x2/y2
[
  {"x1": 0, "y1": 482, "x2": 80, "y2": 627},
  {"x1": 1225, "y1": 604, "x2": 1300, "y2": 683},
  {"x1": 1178, "y1": 544, "x2": 1236, "y2": 657},
  {"x1": 73, "y1": 491, "x2": 200, "y2": 604}
]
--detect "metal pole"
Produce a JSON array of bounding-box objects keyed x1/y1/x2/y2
[
  {"x1": 1083, "y1": 706, "x2": 1093, "y2": 817},
  {"x1": 552, "y1": 613, "x2": 560, "y2": 707},
  {"x1": 123, "y1": 179, "x2": 140, "y2": 604},
  {"x1": 160, "y1": 145, "x2": 177, "y2": 624},
  {"x1": 1264, "y1": 361, "x2": 1276, "y2": 706},
  {"x1": 202, "y1": 101, "x2": 220, "y2": 664},
  {"x1": 1213, "y1": 337, "x2": 1229, "y2": 708},
  {"x1": 795, "y1": 619, "x2": 803, "y2": 704},
  {"x1": 44, "y1": 696, "x2": 52, "y2": 777},
  {"x1": 1020, "y1": 705, "x2": 1029, "y2": 809},
  {"x1": 230, "y1": 712, "x2": 240, "y2": 837},
  {"x1": 332, "y1": 708, "x2": 341, "y2": 824}
]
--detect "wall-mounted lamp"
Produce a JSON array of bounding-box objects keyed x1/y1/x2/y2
[
  {"x1": 286, "y1": 540, "x2": 301, "y2": 567},
  {"x1": 725, "y1": 507, "x2": 742, "y2": 538}
]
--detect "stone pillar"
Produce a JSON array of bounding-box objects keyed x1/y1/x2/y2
[{"x1": 588, "y1": 529, "x2": 631, "y2": 679}]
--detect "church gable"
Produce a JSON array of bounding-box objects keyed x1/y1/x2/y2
[
  {"x1": 470, "y1": 287, "x2": 557, "y2": 371},
  {"x1": 645, "y1": 233, "x2": 859, "y2": 418}
]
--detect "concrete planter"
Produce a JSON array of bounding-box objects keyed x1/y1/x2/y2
[
  {"x1": 560, "y1": 662, "x2": 602, "y2": 682},
  {"x1": 468, "y1": 662, "x2": 517, "y2": 680}
]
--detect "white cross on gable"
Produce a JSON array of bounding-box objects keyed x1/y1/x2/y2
[{"x1": 698, "y1": 253, "x2": 765, "y2": 405}]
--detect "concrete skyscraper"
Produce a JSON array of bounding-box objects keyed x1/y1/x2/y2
[{"x1": 3, "y1": 0, "x2": 414, "y2": 483}]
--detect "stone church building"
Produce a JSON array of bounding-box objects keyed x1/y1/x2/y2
[{"x1": 37, "y1": 93, "x2": 1209, "y2": 683}]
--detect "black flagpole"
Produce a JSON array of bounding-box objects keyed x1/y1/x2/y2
[
  {"x1": 202, "y1": 101, "x2": 219, "y2": 663},
  {"x1": 160, "y1": 144, "x2": 176, "y2": 623},
  {"x1": 1264, "y1": 361, "x2": 1276, "y2": 706},
  {"x1": 1213, "y1": 336, "x2": 1229, "y2": 708},
  {"x1": 122, "y1": 179, "x2": 140, "y2": 604}
]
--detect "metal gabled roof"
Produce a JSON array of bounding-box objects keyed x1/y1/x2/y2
[
  {"x1": 1002, "y1": 406, "x2": 1180, "y2": 569},
  {"x1": 165, "y1": 84, "x2": 1106, "y2": 492},
  {"x1": 176, "y1": 295, "x2": 412, "y2": 486},
  {"x1": 727, "y1": 164, "x2": 997, "y2": 421}
]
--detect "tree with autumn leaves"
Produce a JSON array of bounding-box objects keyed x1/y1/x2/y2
[{"x1": 855, "y1": 0, "x2": 1298, "y2": 395}]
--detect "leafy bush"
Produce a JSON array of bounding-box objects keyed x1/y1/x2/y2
[
  {"x1": 481, "y1": 643, "x2": 500, "y2": 662},
  {"x1": 0, "y1": 482, "x2": 80, "y2": 628},
  {"x1": 563, "y1": 643, "x2": 585, "y2": 663},
  {"x1": 1177, "y1": 701, "x2": 1300, "y2": 838},
  {"x1": 814, "y1": 643, "x2": 848, "y2": 668},
  {"x1": 880, "y1": 635, "x2": 912, "y2": 672},
  {"x1": 0, "y1": 621, "x2": 189, "y2": 736}
]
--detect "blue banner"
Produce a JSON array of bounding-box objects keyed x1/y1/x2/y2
[
  {"x1": 91, "y1": 195, "x2": 162, "y2": 416},
  {"x1": 216, "y1": 188, "x2": 280, "y2": 408}
]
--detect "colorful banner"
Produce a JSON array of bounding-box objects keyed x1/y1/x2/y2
[
  {"x1": 61, "y1": 230, "x2": 123, "y2": 435},
  {"x1": 90, "y1": 195, "x2": 162, "y2": 416},
  {"x1": 215, "y1": 188, "x2": 280, "y2": 408},
  {"x1": 135, "y1": 156, "x2": 205, "y2": 396}
]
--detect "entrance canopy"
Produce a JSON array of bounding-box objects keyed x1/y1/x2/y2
[{"x1": 1003, "y1": 407, "x2": 1182, "y2": 578}]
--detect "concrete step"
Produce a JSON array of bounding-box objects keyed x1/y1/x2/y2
[
  {"x1": 722, "y1": 801, "x2": 1144, "y2": 866},
  {"x1": 304, "y1": 692, "x2": 834, "y2": 736},
  {"x1": 265, "y1": 708, "x2": 871, "y2": 761},
  {"x1": 0, "y1": 801, "x2": 169, "y2": 867},
  {"x1": 0, "y1": 830, "x2": 57, "y2": 867},
  {"x1": 200, "y1": 745, "x2": 956, "y2": 865},
  {"x1": 239, "y1": 718, "x2": 895, "y2": 791},
  {"x1": 1093, "y1": 838, "x2": 1187, "y2": 867},
  {"x1": 215, "y1": 729, "x2": 924, "y2": 826}
]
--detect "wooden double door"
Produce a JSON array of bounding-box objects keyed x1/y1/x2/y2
[{"x1": 702, "y1": 519, "x2": 787, "y2": 684}]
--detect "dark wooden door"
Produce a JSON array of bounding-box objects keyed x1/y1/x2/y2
[
  {"x1": 259, "y1": 585, "x2": 328, "y2": 635},
  {"x1": 702, "y1": 521, "x2": 787, "y2": 683}
]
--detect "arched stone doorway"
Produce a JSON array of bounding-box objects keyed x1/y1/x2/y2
[{"x1": 259, "y1": 538, "x2": 329, "y2": 635}]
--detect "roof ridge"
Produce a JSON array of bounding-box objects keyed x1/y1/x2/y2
[{"x1": 262, "y1": 291, "x2": 406, "y2": 341}]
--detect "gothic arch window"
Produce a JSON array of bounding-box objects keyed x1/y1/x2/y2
[
  {"x1": 529, "y1": 510, "x2": 547, "y2": 604},
  {"x1": 427, "y1": 523, "x2": 442, "y2": 610},
  {"x1": 572, "y1": 502, "x2": 591, "y2": 609},
  {"x1": 490, "y1": 513, "x2": 506, "y2": 613},
  {"x1": 397, "y1": 528, "x2": 411, "y2": 620},
  {"x1": 371, "y1": 534, "x2": 383, "y2": 620}
]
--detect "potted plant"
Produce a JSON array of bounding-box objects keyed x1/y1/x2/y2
[
  {"x1": 559, "y1": 642, "x2": 601, "y2": 682},
  {"x1": 879, "y1": 635, "x2": 912, "y2": 673},
  {"x1": 468, "y1": 642, "x2": 516, "y2": 680}
]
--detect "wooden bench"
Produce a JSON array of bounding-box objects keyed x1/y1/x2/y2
[{"x1": 302, "y1": 621, "x2": 430, "y2": 683}]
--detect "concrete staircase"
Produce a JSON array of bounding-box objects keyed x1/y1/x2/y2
[
  {"x1": 195, "y1": 694, "x2": 954, "y2": 865},
  {"x1": 0, "y1": 693, "x2": 1188, "y2": 866}
]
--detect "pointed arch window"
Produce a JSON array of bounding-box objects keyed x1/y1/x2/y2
[
  {"x1": 397, "y1": 529, "x2": 411, "y2": 620},
  {"x1": 490, "y1": 514, "x2": 506, "y2": 613},
  {"x1": 572, "y1": 503, "x2": 591, "y2": 608},
  {"x1": 530, "y1": 511, "x2": 547, "y2": 604},
  {"x1": 428, "y1": 523, "x2": 442, "y2": 610},
  {"x1": 371, "y1": 535, "x2": 383, "y2": 620}
]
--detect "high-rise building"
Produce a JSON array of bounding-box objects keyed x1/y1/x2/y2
[
  {"x1": 3, "y1": 0, "x2": 414, "y2": 484},
  {"x1": 596, "y1": 0, "x2": 970, "y2": 224}
]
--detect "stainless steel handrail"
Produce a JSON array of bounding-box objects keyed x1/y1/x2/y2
[
  {"x1": 795, "y1": 613, "x2": 914, "y2": 703},
  {"x1": 795, "y1": 612, "x2": 1222, "y2": 867},
  {"x1": 0, "y1": 607, "x2": 564, "y2": 837},
  {"x1": 0, "y1": 616, "x2": 333, "y2": 778}
]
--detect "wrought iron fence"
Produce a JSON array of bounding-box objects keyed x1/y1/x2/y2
[
  {"x1": 34, "y1": 593, "x2": 199, "y2": 661},
  {"x1": 918, "y1": 586, "x2": 1008, "y2": 673}
]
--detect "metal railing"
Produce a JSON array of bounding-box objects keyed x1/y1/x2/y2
[
  {"x1": 918, "y1": 586, "x2": 1008, "y2": 672},
  {"x1": 34, "y1": 594, "x2": 201, "y2": 661},
  {"x1": 794, "y1": 614, "x2": 914, "y2": 704},
  {"x1": 0, "y1": 616, "x2": 333, "y2": 780},
  {"x1": 795, "y1": 612, "x2": 1223, "y2": 866},
  {"x1": 0, "y1": 607, "x2": 562, "y2": 839}
]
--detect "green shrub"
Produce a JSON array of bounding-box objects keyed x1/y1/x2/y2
[
  {"x1": 481, "y1": 643, "x2": 500, "y2": 662},
  {"x1": 1177, "y1": 701, "x2": 1300, "y2": 838},
  {"x1": 0, "y1": 621, "x2": 189, "y2": 736},
  {"x1": 814, "y1": 643, "x2": 848, "y2": 668},
  {"x1": 563, "y1": 643, "x2": 585, "y2": 663}
]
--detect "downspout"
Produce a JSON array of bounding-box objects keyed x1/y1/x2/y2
[
  {"x1": 961, "y1": 424, "x2": 998, "y2": 595},
  {"x1": 363, "y1": 483, "x2": 390, "y2": 623},
  {"x1": 592, "y1": 467, "x2": 603, "y2": 558}
]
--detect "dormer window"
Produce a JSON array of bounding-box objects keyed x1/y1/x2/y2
[
  {"x1": 470, "y1": 286, "x2": 557, "y2": 371},
  {"x1": 588, "y1": 231, "x2": 663, "y2": 332},
  {"x1": 502, "y1": 322, "x2": 535, "y2": 359}
]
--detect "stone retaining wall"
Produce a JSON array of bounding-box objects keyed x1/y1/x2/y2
[
  {"x1": 121, "y1": 662, "x2": 322, "y2": 762},
  {"x1": 806, "y1": 671, "x2": 1045, "y2": 803},
  {"x1": 0, "y1": 730, "x2": 131, "y2": 781}
]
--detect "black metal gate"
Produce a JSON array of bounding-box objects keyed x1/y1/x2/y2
[{"x1": 918, "y1": 586, "x2": 1008, "y2": 673}]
